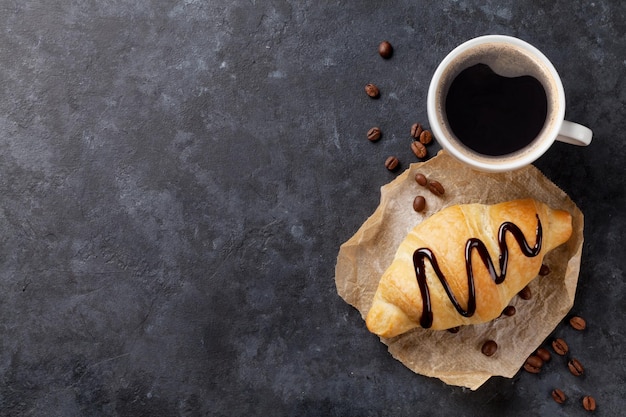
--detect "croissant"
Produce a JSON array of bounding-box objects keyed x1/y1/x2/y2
[{"x1": 365, "y1": 199, "x2": 572, "y2": 338}]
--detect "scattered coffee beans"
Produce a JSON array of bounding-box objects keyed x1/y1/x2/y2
[
  {"x1": 518, "y1": 305, "x2": 593, "y2": 407},
  {"x1": 569, "y1": 315, "x2": 587, "y2": 331},
  {"x1": 378, "y1": 41, "x2": 393, "y2": 59},
  {"x1": 551, "y1": 388, "x2": 566, "y2": 404},
  {"x1": 518, "y1": 285, "x2": 532, "y2": 300},
  {"x1": 568, "y1": 358, "x2": 584, "y2": 376},
  {"x1": 481, "y1": 340, "x2": 498, "y2": 356},
  {"x1": 419, "y1": 130, "x2": 433, "y2": 145},
  {"x1": 535, "y1": 347, "x2": 551, "y2": 362},
  {"x1": 539, "y1": 264, "x2": 551, "y2": 276},
  {"x1": 411, "y1": 141, "x2": 427, "y2": 158},
  {"x1": 502, "y1": 305, "x2": 516, "y2": 317},
  {"x1": 582, "y1": 395, "x2": 596, "y2": 411},
  {"x1": 367, "y1": 127, "x2": 381, "y2": 141},
  {"x1": 523, "y1": 355, "x2": 543, "y2": 374},
  {"x1": 410, "y1": 123, "x2": 424, "y2": 140},
  {"x1": 385, "y1": 156, "x2": 399, "y2": 171},
  {"x1": 427, "y1": 180, "x2": 445, "y2": 196},
  {"x1": 415, "y1": 173, "x2": 428, "y2": 186},
  {"x1": 551, "y1": 338, "x2": 569, "y2": 356},
  {"x1": 365, "y1": 83, "x2": 380, "y2": 98},
  {"x1": 413, "y1": 196, "x2": 426, "y2": 212}
]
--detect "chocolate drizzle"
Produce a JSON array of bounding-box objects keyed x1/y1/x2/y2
[{"x1": 413, "y1": 215, "x2": 542, "y2": 328}]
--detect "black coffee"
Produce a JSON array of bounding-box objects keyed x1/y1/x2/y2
[{"x1": 445, "y1": 63, "x2": 548, "y2": 156}]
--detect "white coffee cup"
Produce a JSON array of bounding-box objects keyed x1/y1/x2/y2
[{"x1": 427, "y1": 35, "x2": 592, "y2": 172}]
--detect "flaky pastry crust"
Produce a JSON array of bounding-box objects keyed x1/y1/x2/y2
[{"x1": 366, "y1": 199, "x2": 572, "y2": 338}]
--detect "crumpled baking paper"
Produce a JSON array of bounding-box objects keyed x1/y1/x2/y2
[{"x1": 335, "y1": 151, "x2": 583, "y2": 390}]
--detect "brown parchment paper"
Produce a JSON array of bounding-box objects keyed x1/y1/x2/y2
[{"x1": 335, "y1": 151, "x2": 584, "y2": 390}]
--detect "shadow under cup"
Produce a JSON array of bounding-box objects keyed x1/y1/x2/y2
[{"x1": 429, "y1": 40, "x2": 565, "y2": 171}]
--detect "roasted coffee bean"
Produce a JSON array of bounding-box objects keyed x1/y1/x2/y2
[
  {"x1": 411, "y1": 141, "x2": 427, "y2": 158},
  {"x1": 413, "y1": 196, "x2": 426, "y2": 212},
  {"x1": 569, "y1": 315, "x2": 587, "y2": 331},
  {"x1": 410, "y1": 123, "x2": 424, "y2": 140},
  {"x1": 582, "y1": 395, "x2": 596, "y2": 411},
  {"x1": 481, "y1": 340, "x2": 498, "y2": 356},
  {"x1": 502, "y1": 305, "x2": 516, "y2": 317},
  {"x1": 526, "y1": 355, "x2": 544, "y2": 369},
  {"x1": 536, "y1": 347, "x2": 551, "y2": 362},
  {"x1": 367, "y1": 127, "x2": 381, "y2": 141},
  {"x1": 415, "y1": 172, "x2": 428, "y2": 186},
  {"x1": 365, "y1": 83, "x2": 380, "y2": 98},
  {"x1": 447, "y1": 326, "x2": 460, "y2": 334},
  {"x1": 523, "y1": 363, "x2": 541, "y2": 374},
  {"x1": 568, "y1": 358, "x2": 584, "y2": 376},
  {"x1": 385, "y1": 156, "x2": 399, "y2": 171},
  {"x1": 551, "y1": 388, "x2": 566, "y2": 404},
  {"x1": 552, "y1": 338, "x2": 569, "y2": 356},
  {"x1": 518, "y1": 285, "x2": 532, "y2": 300},
  {"x1": 427, "y1": 180, "x2": 445, "y2": 196},
  {"x1": 539, "y1": 264, "x2": 551, "y2": 275},
  {"x1": 523, "y1": 356, "x2": 542, "y2": 374},
  {"x1": 378, "y1": 41, "x2": 393, "y2": 59},
  {"x1": 419, "y1": 130, "x2": 433, "y2": 145}
]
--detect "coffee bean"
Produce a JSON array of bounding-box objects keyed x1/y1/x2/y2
[
  {"x1": 447, "y1": 326, "x2": 460, "y2": 334},
  {"x1": 411, "y1": 141, "x2": 427, "y2": 158},
  {"x1": 535, "y1": 347, "x2": 551, "y2": 362},
  {"x1": 410, "y1": 123, "x2": 423, "y2": 140},
  {"x1": 568, "y1": 358, "x2": 584, "y2": 376},
  {"x1": 367, "y1": 127, "x2": 381, "y2": 141},
  {"x1": 427, "y1": 180, "x2": 445, "y2": 196},
  {"x1": 419, "y1": 130, "x2": 433, "y2": 145},
  {"x1": 582, "y1": 395, "x2": 596, "y2": 411},
  {"x1": 569, "y1": 315, "x2": 587, "y2": 331},
  {"x1": 415, "y1": 173, "x2": 428, "y2": 186},
  {"x1": 551, "y1": 388, "x2": 566, "y2": 404},
  {"x1": 523, "y1": 355, "x2": 544, "y2": 373},
  {"x1": 518, "y1": 285, "x2": 532, "y2": 300},
  {"x1": 365, "y1": 83, "x2": 380, "y2": 98},
  {"x1": 523, "y1": 363, "x2": 541, "y2": 374},
  {"x1": 481, "y1": 340, "x2": 498, "y2": 356},
  {"x1": 378, "y1": 41, "x2": 393, "y2": 59},
  {"x1": 526, "y1": 355, "x2": 544, "y2": 369},
  {"x1": 385, "y1": 156, "x2": 399, "y2": 171},
  {"x1": 539, "y1": 264, "x2": 551, "y2": 275},
  {"x1": 551, "y1": 338, "x2": 569, "y2": 356},
  {"x1": 413, "y1": 196, "x2": 426, "y2": 212},
  {"x1": 502, "y1": 305, "x2": 516, "y2": 317}
]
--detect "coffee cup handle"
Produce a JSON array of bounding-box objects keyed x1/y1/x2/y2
[{"x1": 556, "y1": 120, "x2": 593, "y2": 146}]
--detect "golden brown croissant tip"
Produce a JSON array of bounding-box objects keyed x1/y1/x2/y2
[{"x1": 366, "y1": 298, "x2": 415, "y2": 338}]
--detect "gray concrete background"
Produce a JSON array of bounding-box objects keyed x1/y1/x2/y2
[{"x1": 0, "y1": 1, "x2": 624, "y2": 416}]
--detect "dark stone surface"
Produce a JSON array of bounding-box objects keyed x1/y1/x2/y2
[{"x1": 0, "y1": 1, "x2": 624, "y2": 416}]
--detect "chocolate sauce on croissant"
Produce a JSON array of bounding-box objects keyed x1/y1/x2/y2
[{"x1": 412, "y1": 215, "x2": 542, "y2": 329}]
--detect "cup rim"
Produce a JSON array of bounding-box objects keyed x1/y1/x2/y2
[{"x1": 427, "y1": 35, "x2": 566, "y2": 172}]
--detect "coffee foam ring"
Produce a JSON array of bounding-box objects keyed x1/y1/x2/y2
[{"x1": 335, "y1": 150, "x2": 583, "y2": 390}]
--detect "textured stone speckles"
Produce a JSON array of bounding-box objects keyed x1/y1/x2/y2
[{"x1": 0, "y1": 1, "x2": 624, "y2": 416}]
